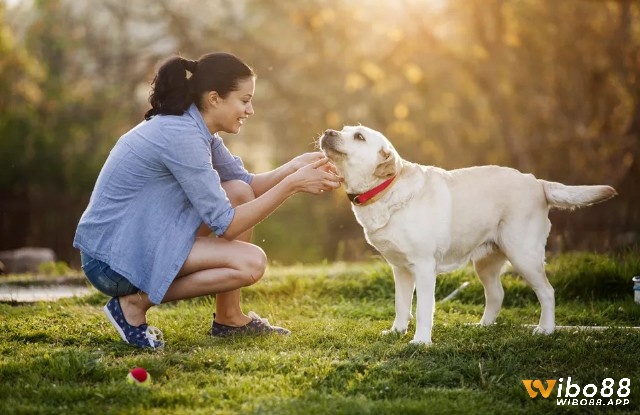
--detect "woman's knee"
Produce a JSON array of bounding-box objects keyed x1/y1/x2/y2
[
  {"x1": 222, "y1": 180, "x2": 255, "y2": 207},
  {"x1": 240, "y1": 245, "x2": 268, "y2": 286}
]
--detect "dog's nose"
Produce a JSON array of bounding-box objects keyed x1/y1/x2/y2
[{"x1": 324, "y1": 129, "x2": 338, "y2": 137}]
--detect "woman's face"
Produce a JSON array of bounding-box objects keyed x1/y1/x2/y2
[{"x1": 210, "y1": 77, "x2": 256, "y2": 134}]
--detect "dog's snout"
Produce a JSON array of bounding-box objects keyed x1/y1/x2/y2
[{"x1": 320, "y1": 128, "x2": 342, "y2": 154}]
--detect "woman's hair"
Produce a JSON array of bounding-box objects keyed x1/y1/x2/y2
[{"x1": 144, "y1": 52, "x2": 255, "y2": 120}]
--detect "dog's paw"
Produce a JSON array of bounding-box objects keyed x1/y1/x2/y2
[
  {"x1": 409, "y1": 338, "x2": 432, "y2": 346},
  {"x1": 381, "y1": 327, "x2": 407, "y2": 336},
  {"x1": 532, "y1": 325, "x2": 554, "y2": 335}
]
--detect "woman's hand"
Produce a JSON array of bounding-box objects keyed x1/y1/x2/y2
[
  {"x1": 290, "y1": 152, "x2": 338, "y2": 175},
  {"x1": 287, "y1": 157, "x2": 342, "y2": 195},
  {"x1": 224, "y1": 157, "x2": 342, "y2": 240}
]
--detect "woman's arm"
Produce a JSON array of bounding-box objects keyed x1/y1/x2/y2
[
  {"x1": 250, "y1": 152, "x2": 330, "y2": 197},
  {"x1": 222, "y1": 157, "x2": 340, "y2": 240}
]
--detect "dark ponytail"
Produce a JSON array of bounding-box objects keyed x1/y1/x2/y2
[
  {"x1": 145, "y1": 57, "x2": 197, "y2": 120},
  {"x1": 145, "y1": 52, "x2": 254, "y2": 121}
]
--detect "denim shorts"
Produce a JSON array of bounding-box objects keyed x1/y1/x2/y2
[{"x1": 80, "y1": 252, "x2": 139, "y2": 297}]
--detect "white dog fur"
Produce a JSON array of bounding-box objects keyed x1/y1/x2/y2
[{"x1": 320, "y1": 125, "x2": 616, "y2": 345}]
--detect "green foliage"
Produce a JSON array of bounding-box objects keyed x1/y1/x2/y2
[
  {"x1": 1, "y1": 253, "x2": 639, "y2": 414},
  {"x1": 37, "y1": 261, "x2": 72, "y2": 276},
  {"x1": 547, "y1": 250, "x2": 640, "y2": 302}
]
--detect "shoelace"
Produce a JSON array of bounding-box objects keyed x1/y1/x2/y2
[
  {"x1": 248, "y1": 311, "x2": 270, "y2": 326},
  {"x1": 145, "y1": 325, "x2": 165, "y2": 348}
]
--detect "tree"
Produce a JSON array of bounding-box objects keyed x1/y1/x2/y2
[{"x1": 1, "y1": 0, "x2": 637, "y2": 265}]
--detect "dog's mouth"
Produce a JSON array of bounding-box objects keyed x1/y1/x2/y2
[{"x1": 322, "y1": 146, "x2": 347, "y2": 158}]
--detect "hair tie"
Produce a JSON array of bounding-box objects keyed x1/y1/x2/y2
[{"x1": 181, "y1": 58, "x2": 198, "y2": 73}]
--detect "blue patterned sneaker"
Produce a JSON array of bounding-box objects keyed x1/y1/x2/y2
[
  {"x1": 103, "y1": 297, "x2": 164, "y2": 349},
  {"x1": 210, "y1": 311, "x2": 291, "y2": 337}
]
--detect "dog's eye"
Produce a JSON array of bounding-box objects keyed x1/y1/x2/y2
[{"x1": 354, "y1": 132, "x2": 366, "y2": 141}]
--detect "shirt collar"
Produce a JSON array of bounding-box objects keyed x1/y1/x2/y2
[{"x1": 186, "y1": 103, "x2": 218, "y2": 143}]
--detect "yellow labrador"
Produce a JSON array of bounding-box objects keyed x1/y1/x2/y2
[{"x1": 320, "y1": 126, "x2": 616, "y2": 345}]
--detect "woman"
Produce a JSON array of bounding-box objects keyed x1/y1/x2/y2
[{"x1": 73, "y1": 52, "x2": 341, "y2": 349}]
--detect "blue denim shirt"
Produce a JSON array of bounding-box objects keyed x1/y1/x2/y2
[{"x1": 73, "y1": 104, "x2": 253, "y2": 304}]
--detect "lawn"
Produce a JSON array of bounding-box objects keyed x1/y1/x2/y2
[{"x1": 1, "y1": 251, "x2": 640, "y2": 414}]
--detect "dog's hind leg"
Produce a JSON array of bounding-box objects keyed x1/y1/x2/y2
[
  {"x1": 383, "y1": 265, "x2": 415, "y2": 335},
  {"x1": 499, "y1": 213, "x2": 555, "y2": 335},
  {"x1": 473, "y1": 251, "x2": 507, "y2": 326},
  {"x1": 503, "y1": 248, "x2": 555, "y2": 335}
]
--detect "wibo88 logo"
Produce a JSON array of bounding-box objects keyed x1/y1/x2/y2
[{"x1": 522, "y1": 377, "x2": 631, "y2": 406}]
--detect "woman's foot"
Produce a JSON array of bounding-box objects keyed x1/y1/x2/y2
[
  {"x1": 213, "y1": 312, "x2": 252, "y2": 327},
  {"x1": 118, "y1": 293, "x2": 150, "y2": 327},
  {"x1": 103, "y1": 297, "x2": 164, "y2": 349},
  {"x1": 210, "y1": 311, "x2": 291, "y2": 337}
]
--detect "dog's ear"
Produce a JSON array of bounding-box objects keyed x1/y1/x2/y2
[{"x1": 374, "y1": 149, "x2": 398, "y2": 178}]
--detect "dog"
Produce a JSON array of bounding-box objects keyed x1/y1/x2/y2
[{"x1": 319, "y1": 125, "x2": 616, "y2": 345}]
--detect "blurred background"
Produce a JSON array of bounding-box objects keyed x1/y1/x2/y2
[{"x1": 0, "y1": 0, "x2": 638, "y2": 268}]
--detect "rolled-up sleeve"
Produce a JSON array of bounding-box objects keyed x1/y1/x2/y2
[{"x1": 160, "y1": 131, "x2": 235, "y2": 236}]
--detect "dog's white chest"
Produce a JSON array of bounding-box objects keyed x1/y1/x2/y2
[{"x1": 368, "y1": 232, "x2": 411, "y2": 266}]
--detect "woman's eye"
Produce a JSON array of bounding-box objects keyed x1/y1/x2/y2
[{"x1": 354, "y1": 132, "x2": 366, "y2": 141}]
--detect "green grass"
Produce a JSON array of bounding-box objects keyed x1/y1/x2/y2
[{"x1": 1, "y1": 251, "x2": 640, "y2": 414}]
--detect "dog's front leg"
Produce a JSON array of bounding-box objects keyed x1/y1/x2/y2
[
  {"x1": 382, "y1": 265, "x2": 414, "y2": 336},
  {"x1": 410, "y1": 260, "x2": 437, "y2": 345}
]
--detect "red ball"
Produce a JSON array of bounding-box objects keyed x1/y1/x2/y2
[{"x1": 129, "y1": 367, "x2": 149, "y2": 382}]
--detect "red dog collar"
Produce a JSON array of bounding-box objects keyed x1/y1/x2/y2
[{"x1": 347, "y1": 176, "x2": 397, "y2": 206}]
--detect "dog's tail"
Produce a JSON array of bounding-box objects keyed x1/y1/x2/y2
[{"x1": 540, "y1": 180, "x2": 617, "y2": 210}]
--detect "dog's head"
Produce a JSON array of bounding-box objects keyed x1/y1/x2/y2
[{"x1": 319, "y1": 126, "x2": 402, "y2": 194}]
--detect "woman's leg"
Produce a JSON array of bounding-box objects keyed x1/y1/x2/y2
[
  {"x1": 119, "y1": 180, "x2": 261, "y2": 327},
  {"x1": 209, "y1": 181, "x2": 256, "y2": 326}
]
